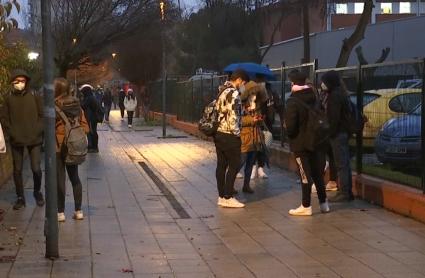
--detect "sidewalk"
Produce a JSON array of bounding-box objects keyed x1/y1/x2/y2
[{"x1": 1, "y1": 110, "x2": 425, "y2": 277}]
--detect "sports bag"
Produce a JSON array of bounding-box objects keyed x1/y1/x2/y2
[
  {"x1": 198, "y1": 87, "x2": 227, "y2": 137},
  {"x1": 55, "y1": 106, "x2": 88, "y2": 165},
  {"x1": 289, "y1": 97, "x2": 330, "y2": 151}
]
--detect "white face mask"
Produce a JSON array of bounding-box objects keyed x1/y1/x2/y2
[
  {"x1": 321, "y1": 82, "x2": 328, "y2": 91},
  {"x1": 13, "y1": 82, "x2": 26, "y2": 91}
]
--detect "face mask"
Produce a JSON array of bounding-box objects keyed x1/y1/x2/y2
[
  {"x1": 238, "y1": 84, "x2": 245, "y2": 94},
  {"x1": 321, "y1": 82, "x2": 328, "y2": 91},
  {"x1": 13, "y1": 82, "x2": 26, "y2": 91}
]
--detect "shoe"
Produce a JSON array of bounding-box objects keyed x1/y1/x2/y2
[
  {"x1": 320, "y1": 200, "x2": 330, "y2": 213},
  {"x1": 128, "y1": 124, "x2": 132, "y2": 128},
  {"x1": 217, "y1": 197, "x2": 225, "y2": 206},
  {"x1": 326, "y1": 181, "x2": 338, "y2": 191},
  {"x1": 328, "y1": 192, "x2": 353, "y2": 203},
  {"x1": 121, "y1": 118, "x2": 124, "y2": 121},
  {"x1": 236, "y1": 172, "x2": 244, "y2": 179},
  {"x1": 57, "y1": 212, "x2": 66, "y2": 222},
  {"x1": 13, "y1": 198, "x2": 26, "y2": 210},
  {"x1": 88, "y1": 148, "x2": 99, "y2": 153},
  {"x1": 251, "y1": 165, "x2": 257, "y2": 180},
  {"x1": 258, "y1": 167, "x2": 268, "y2": 179},
  {"x1": 242, "y1": 186, "x2": 254, "y2": 194},
  {"x1": 311, "y1": 184, "x2": 317, "y2": 193},
  {"x1": 34, "y1": 191, "x2": 45, "y2": 207},
  {"x1": 289, "y1": 205, "x2": 312, "y2": 216},
  {"x1": 221, "y1": 197, "x2": 245, "y2": 208},
  {"x1": 73, "y1": 210, "x2": 84, "y2": 220}
]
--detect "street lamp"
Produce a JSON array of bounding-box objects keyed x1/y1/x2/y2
[
  {"x1": 72, "y1": 38, "x2": 77, "y2": 44},
  {"x1": 28, "y1": 51, "x2": 39, "y2": 60},
  {"x1": 112, "y1": 52, "x2": 117, "y2": 59},
  {"x1": 160, "y1": 0, "x2": 167, "y2": 138}
]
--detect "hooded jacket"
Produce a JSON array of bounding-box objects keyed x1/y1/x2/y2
[
  {"x1": 284, "y1": 85, "x2": 317, "y2": 153},
  {"x1": 55, "y1": 96, "x2": 89, "y2": 153},
  {"x1": 216, "y1": 81, "x2": 241, "y2": 136},
  {"x1": 321, "y1": 71, "x2": 350, "y2": 137},
  {"x1": 1, "y1": 70, "x2": 44, "y2": 147},
  {"x1": 240, "y1": 82, "x2": 263, "y2": 153}
]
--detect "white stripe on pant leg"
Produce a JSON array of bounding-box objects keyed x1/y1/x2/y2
[{"x1": 295, "y1": 157, "x2": 308, "y2": 184}]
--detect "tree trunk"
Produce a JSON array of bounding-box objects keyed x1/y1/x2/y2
[
  {"x1": 260, "y1": 11, "x2": 285, "y2": 63},
  {"x1": 302, "y1": 1, "x2": 310, "y2": 63},
  {"x1": 336, "y1": 0, "x2": 374, "y2": 68}
]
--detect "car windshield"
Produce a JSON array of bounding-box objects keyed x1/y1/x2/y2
[
  {"x1": 349, "y1": 93, "x2": 380, "y2": 106},
  {"x1": 397, "y1": 80, "x2": 423, "y2": 89}
]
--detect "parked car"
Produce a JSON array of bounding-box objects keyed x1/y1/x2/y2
[{"x1": 375, "y1": 105, "x2": 421, "y2": 166}]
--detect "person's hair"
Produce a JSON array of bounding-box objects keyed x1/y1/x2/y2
[
  {"x1": 288, "y1": 70, "x2": 307, "y2": 86},
  {"x1": 126, "y1": 92, "x2": 136, "y2": 100},
  {"x1": 230, "y1": 69, "x2": 250, "y2": 82},
  {"x1": 54, "y1": 78, "x2": 71, "y2": 98}
]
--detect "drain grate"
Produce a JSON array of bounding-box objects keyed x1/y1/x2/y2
[{"x1": 138, "y1": 162, "x2": 190, "y2": 219}]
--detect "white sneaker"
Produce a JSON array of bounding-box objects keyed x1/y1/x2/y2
[
  {"x1": 221, "y1": 197, "x2": 245, "y2": 208},
  {"x1": 320, "y1": 200, "x2": 330, "y2": 213},
  {"x1": 258, "y1": 167, "x2": 268, "y2": 179},
  {"x1": 289, "y1": 205, "x2": 312, "y2": 216},
  {"x1": 128, "y1": 124, "x2": 132, "y2": 128},
  {"x1": 311, "y1": 184, "x2": 317, "y2": 193},
  {"x1": 236, "y1": 172, "x2": 244, "y2": 179},
  {"x1": 326, "y1": 181, "x2": 338, "y2": 191},
  {"x1": 121, "y1": 118, "x2": 124, "y2": 121},
  {"x1": 73, "y1": 210, "x2": 84, "y2": 220},
  {"x1": 251, "y1": 165, "x2": 257, "y2": 180},
  {"x1": 217, "y1": 197, "x2": 225, "y2": 206},
  {"x1": 58, "y1": 212, "x2": 66, "y2": 222}
]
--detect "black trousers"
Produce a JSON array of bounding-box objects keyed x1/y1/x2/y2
[
  {"x1": 88, "y1": 118, "x2": 98, "y2": 150},
  {"x1": 11, "y1": 144, "x2": 42, "y2": 199},
  {"x1": 119, "y1": 104, "x2": 125, "y2": 118},
  {"x1": 127, "y1": 111, "x2": 134, "y2": 125},
  {"x1": 214, "y1": 132, "x2": 241, "y2": 199},
  {"x1": 326, "y1": 143, "x2": 338, "y2": 181},
  {"x1": 294, "y1": 150, "x2": 327, "y2": 207},
  {"x1": 57, "y1": 153, "x2": 82, "y2": 213}
]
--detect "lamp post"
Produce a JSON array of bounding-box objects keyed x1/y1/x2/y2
[{"x1": 160, "y1": 0, "x2": 167, "y2": 138}]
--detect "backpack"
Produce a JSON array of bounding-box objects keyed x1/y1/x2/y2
[
  {"x1": 55, "y1": 106, "x2": 88, "y2": 165},
  {"x1": 289, "y1": 97, "x2": 330, "y2": 151},
  {"x1": 346, "y1": 99, "x2": 365, "y2": 135},
  {"x1": 198, "y1": 87, "x2": 227, "y2": 137}
]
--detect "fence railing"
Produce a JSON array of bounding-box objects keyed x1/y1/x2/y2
[{"x1": 147, "y1": 58, "x2": 425, "y2": 192}]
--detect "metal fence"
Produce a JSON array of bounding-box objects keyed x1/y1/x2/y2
[{"x1": 147, "y1": 59, "x2": 425, "y2": 191}]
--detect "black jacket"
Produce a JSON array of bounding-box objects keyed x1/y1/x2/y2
[
  {"x1": 326, "y1": 87, "x2": 350, "y2": 138},
  {"x1": 284, "y1": 86, "x2": 317, "y2": 153},
  {"x1": 81, "y1": 93, "x2": 99, "y2": 123}
]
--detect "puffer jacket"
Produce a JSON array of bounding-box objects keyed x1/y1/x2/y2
[
  {"x1": 124, "y1": 96, "x2": 137, "y2": 111},
  {"x1": 55, "y1": 96, "x2": 89, "y2": 153},
  {"x1": 240, "y1": 113, "x2": 262, "y2": 153}
]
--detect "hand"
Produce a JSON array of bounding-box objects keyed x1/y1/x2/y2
[{"x1": 254, "y1": 115, "x2": 263, "y2": 122}]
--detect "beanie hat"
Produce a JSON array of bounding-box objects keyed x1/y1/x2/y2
[{"x1": 321, "y1": 70, "x2": 341, "y2": 91}]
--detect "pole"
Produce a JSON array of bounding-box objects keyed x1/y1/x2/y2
[
  {"x1": 161, "y1": 2, "x2": 167, "y2": 138},
  {"x1": 41, "y1": 0, "x2": 59, "y2": 258},
  {"x1": 421, "y1": 58, "x2": 425, "y2": 194},
  {"x1": 281, "y1": 62, "x2": 286, "y2": 147},
  {"x1": 356, "y1": 64, "x2": 363, "y2": 176}
]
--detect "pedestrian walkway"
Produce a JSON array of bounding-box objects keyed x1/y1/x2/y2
[{"x1": 2, "y1": 110, "x2": 425, "y2": 277}]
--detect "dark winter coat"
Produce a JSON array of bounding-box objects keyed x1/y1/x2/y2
[
  {"x1": 81, "y1": 92, "x2": 99, "y2": 123},
  {"x1": 118, "y1": 90, "x2": 126, "y2": 106},
  {"x1": 103, "y1": 90, "x2": 113, "y2": 107},
  {"x1": 1, "y1": 80, "x2": 44, "y2": 147},
  {"x1": 284, "y1": 85, "x2": 317, "y2": 153}
]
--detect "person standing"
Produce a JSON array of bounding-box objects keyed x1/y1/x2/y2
[
  {"x1": 118, "y1": 89, "x2": 126, "y2": 121},
  {"x1": 54, "y1": 78, "x2": 89, "y2": 222},
  {"x1": 0, "y1": 122, "x2": 5, "y2": 154},
  {"x1": 112, "y1": 87, "x2": 119, "y2": 109},
  {"x1": 215, "y1": 69, "x2": 249, "y2": 208},
  {"x1": 285, "y1": 70, "x2": 329, "y2": 216},
  {"x1": 80, "y1": 84, "x2": 100, "y2": 153},
  {"x1": 321, "y1": 71, "x2": 354, "y2": 202},
  {"x1": 1, "y1": 70, "x2": 45, "y2": 210},
  {"x1": 103, "y1": 88, "x2": 113, "y2": 122},
  {"x1": 124, "y1": 89, "x2": 137, "y2": 128}
]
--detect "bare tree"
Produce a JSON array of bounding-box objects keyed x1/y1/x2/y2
[{"x1": 0, "y1": 0, "x2": 19, "y2": 31}]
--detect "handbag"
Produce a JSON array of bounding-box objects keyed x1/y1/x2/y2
[
  {"x1": 0, "y1": 123, "x2": 6, "y2": 153},
  {"x1": 262, "y1": 124, "x2": 273, "y2": 148}
]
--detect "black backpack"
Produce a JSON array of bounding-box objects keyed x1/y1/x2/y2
[
  {"x1": 346, "y1": 98, "x2": 365, "y2": 135},
  {"x1": 198, "y1": 87, "x2": 227, "y2": 137},
  {"x1": 289, "y1": 97, "x2": 330, "y2": 151}
]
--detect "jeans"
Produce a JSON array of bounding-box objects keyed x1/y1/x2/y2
[
  {"x1": 214, "y1": 132, "x2": 241, "y2": 199},
  {"x1": 104, "y1": 105, "x2": 111, "y2": 121},
  {"x1": 11, "y1": 144, "x2": 42, "y2": 199},
  {"x1": 88, "y1": 118, "x2": 98, "y2": 150},
  {"x1": 295, "y1": 150, "x2": 327, "y2": 207},
  {"x1": 330, "y1": 132, "x2": 353, "y2": 196},
  {"x1": 257, "y1": 151, "x2": 266, "y2": 168},
  {"x1": 127, "y1": 111, "x2": 134, "y2": 125},
  {"x1": 239, "y1": 151, "x2": 257, "y2": 188},
  {"x1": 57, "y1": 153, "x2": 82, "y2": 213},
  {"x1": 326, "y1": 143, "x2": 338, "y2": 181}
]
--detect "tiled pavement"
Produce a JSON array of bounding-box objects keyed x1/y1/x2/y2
[{"x1": 2, "y1": 110, "x2": 425, "y2": 277}]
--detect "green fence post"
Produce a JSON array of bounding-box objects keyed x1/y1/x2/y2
[
  {"x1": 422, "y1": 58, "x2": 425, "y2": 194},
  {"x1": 356, "y1": 64, "x2": 364, "y2": 175}
]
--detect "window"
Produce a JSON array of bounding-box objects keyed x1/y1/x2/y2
[
  {"x1": 349, "y1": 93, "x2": 380, "y2": 107},
  {"x1": 381, "y1": 3, "x2": 393, "y2": 14},
  {"x1": 399, "y1": 2, "x2": 411, "y2": 13},
  {"x1": 355, "y1": 2, "x2": 364, "y2": 14},
  {"x1": 336, "y1": 3, "x2": 348, "y2": 14},
  {"x1": 389, "y1": 93, "x2": 421, "y2": 113}
]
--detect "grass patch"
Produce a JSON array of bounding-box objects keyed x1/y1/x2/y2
[{"x1": 361, "y1": 163, "x2": 421, "y2": 189}]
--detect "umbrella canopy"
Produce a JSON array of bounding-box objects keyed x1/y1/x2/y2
[{"x1": 223, "y1": 63, "x2": 275, "y2": 81}]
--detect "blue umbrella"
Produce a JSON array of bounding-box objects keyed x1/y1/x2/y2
[{"x1": 223, "y1": 62, "x2": 275, "y2": 80}]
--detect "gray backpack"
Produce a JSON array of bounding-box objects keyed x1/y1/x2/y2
[{"x1": 55, "y1": 106, "x2": 88, "y2": 165}]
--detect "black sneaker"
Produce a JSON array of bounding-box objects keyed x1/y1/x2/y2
[
  {"x1": 329, "y1": 192, "x2": 353, "y2": 203},
  {"x1": 34, "y1": 192, "x2": 45, "y2": 207},
  {"x1": 13, "y1": 198, "x2": 26, "y2": 210}
]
